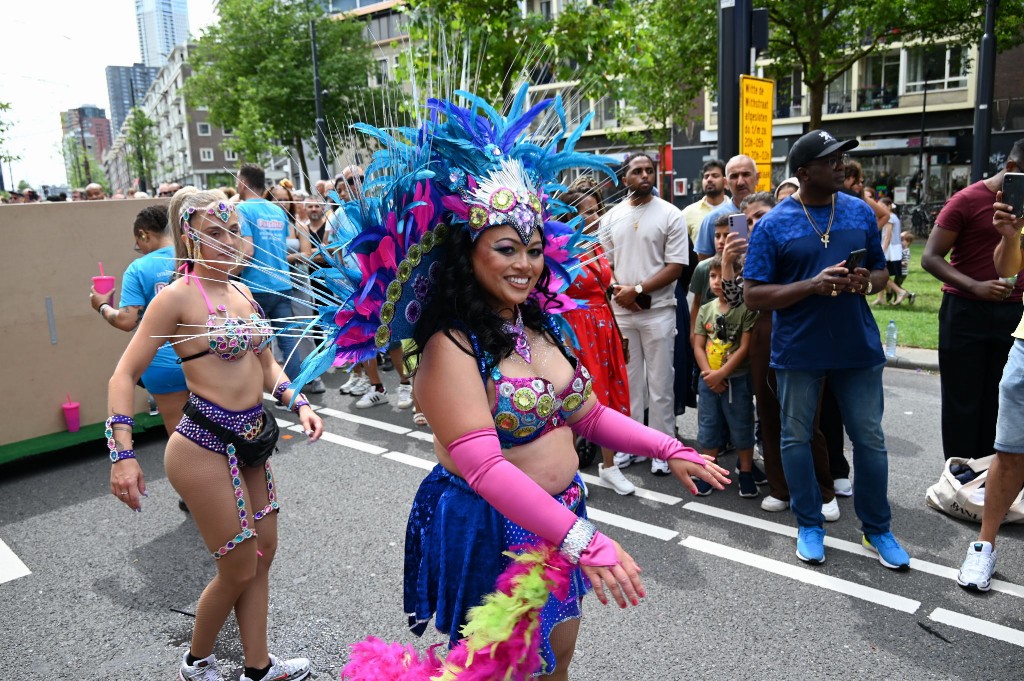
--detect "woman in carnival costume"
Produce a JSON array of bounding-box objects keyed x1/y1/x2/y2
[
  {"x1": 105, "y1": 189, "x2": 323, "y2": 681},
  {"x1": 297, "y1": 84, "x2": 730, "y2": 679}
]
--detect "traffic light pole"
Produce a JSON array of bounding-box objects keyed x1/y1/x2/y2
[
  {"x1": 971, "y1": 0, "x2": 998, "y2": 182},
  {"x1": 310, "y1": 19, "x2": 330, "y2": 182}
]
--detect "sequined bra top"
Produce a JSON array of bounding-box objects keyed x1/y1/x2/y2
[
  {"x1": 178, "y1": 274, "x2": 272, "y2": 363},
  {"x1": 471, "y1": 316, "x2": 594, "y2": 449}
]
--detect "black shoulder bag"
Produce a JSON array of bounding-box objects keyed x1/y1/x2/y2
[{"x1": 182, "y1": 401, "x2": 280, "y2": 467}]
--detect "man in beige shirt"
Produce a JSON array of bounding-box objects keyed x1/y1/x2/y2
[{"x1": 681, "y1": 159, "x2": 727, "y2": 245}]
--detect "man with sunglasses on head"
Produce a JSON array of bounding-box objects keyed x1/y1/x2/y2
[{"x1": 744, "y1": 130, "x2": 910, "y2": 571}]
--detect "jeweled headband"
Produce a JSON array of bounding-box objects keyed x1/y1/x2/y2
[
  {"x1": 179, "y1": 201, "x2": 235, "y2": 229},
  {"x1": 464, "y1": 159, "x2": 544, "y2": 244}
]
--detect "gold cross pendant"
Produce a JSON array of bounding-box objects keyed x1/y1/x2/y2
[{"x1": 821, "y1": 233, "x2": 830, "y2": 248}]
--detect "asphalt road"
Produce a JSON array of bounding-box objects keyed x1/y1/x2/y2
[{"x1": 2, "y1": 365, "x2": 1023, "y2": 680}]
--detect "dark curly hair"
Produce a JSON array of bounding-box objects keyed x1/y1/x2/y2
[
  {"x1": 133, "y1": 205, "x2": 169, "y2": 236},
  {"x1": 410, "y1": 224, "x2": 559, "y2": 367}
]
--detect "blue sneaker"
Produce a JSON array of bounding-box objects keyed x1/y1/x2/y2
[
  {"x1": 796, "y1": 526, "x2": 826, "y2": 564},
  {"x1": 862, "y1": 532, "x2": 910, "y2": 571}
]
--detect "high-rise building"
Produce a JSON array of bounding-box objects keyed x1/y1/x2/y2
[
  {"x1": 105, "y1": 64, "x2": 160, "y2": 133},
  {"x1": 61, "y1": 106, "x2": 113, "y2": 186},
  {"x1": 135, "y1": 0, "x2": 189, "y2": 68}
]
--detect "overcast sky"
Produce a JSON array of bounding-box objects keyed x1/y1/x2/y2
[{"x1": 0, "y1": 0, "x2": 219, "y2": 189}]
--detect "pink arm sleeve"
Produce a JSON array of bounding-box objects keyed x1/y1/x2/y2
[
  {"x1": 447, "y1": 428, "x2": 618, "y2": 567},
  {"x1": 570, "y1": 403, "x2": 706, "y2": 466}
]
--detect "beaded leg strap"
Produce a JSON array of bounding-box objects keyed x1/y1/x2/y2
[{"x1": 211, "y1": 444, "x2": 280, "y2": 560}]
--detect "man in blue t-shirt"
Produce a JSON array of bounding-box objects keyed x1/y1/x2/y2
[
  {"x1": 744, "y1": 129, "x2": 910, "y2": 571},
  {"x1": 237, "y1": 163, "x2": 302, "y2": 387}
]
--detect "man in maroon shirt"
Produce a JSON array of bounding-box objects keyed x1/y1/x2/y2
[{"x1": 922, "y1": 139, "x2": 1024, "y2": 461}]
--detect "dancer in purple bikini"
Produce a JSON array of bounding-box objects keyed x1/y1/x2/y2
[{"x1": 104, "y1": 189, "x2": 323, "y2": 681}]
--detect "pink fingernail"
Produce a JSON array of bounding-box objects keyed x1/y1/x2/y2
[{"x1": 257, "y1": 549, "x2": 264, "y2": 557}]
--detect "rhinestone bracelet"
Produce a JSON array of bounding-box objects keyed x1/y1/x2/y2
[
  {"x1": 559, "y1": 517, "x2": 598, "y2": 564},
  {"x1": 106, "y1": 415, "x2": 135, "y2": 464},
  {"x1": 291, "y1": 395, "x2": 310, "y2": 414},
  {"x1": 272, "y1": 381, "x2": 291, "y2": 402}
]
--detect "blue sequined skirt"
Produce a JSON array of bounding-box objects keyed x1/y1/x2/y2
[{"x1": 403, "y1": 464, "x2": 591, "y2": 676}]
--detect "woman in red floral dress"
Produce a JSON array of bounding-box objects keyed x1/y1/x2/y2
[{"x1": 561, "y1": 181, "x2": 635, "y2": 495}]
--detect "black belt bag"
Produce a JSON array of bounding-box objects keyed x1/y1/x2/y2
[{"x1": 183, "y1": 401, "x2": 279, "y2": 467}]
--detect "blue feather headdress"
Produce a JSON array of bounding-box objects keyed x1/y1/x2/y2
[{"x1": 286, "y1": 82, "x2": 616, "y2": 394}]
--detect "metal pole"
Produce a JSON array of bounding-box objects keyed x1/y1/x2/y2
[
  {"x1": 972, "y1": 0, "x2": 998, "y2": 181},
  {"x1": 310, "y1": 19, "x2": 330, "y2": 182},
  {"x1": 717, "y1": 0, "x2": 751, "y2": 161},
  {"x1": 919, "y1": 79, "x2": 928, "y2": 205}
]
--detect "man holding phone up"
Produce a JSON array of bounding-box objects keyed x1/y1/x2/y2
[
  {"x1": 922, "y1": 139, "x2": 1024, "y2": 463},
  {"x1": 744, "y1": 130, "x2": 911, "y2": 570},
  {"x1": 601, "y1": 152, "x2": 689, "y2": 475}
]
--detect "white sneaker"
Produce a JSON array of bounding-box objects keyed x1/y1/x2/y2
[
  {"x1": 957, "y1": 541, "x2": 997, "y2": 592},
  {"x1": 238, "y1": 653, "x2": 311, "y2": 681},
  {"x1": 349, "y1": 375, "x2": 371, "y2": 396},
  {"x1": 613, "y1": 452, "x2": 649, "y2": 469},
  {"x1": 833, "y1": 478, "x2": 853, "y2": 497},
  {"x1": 306, "y1": 378, "x2": 326, "y2": 394},
  {"x1": 396, "y1": 383, "x2": 414, "y2": 409},
  {"x1": 339, "y1": 373, "x2": 362, "y2": 394},
  {"x1": 760, "y1": 495, "x2": 789, "y2": 512},
  {"x1": 599, "y1": 463, "x2": 636, "y2": 495},
  {"x1": 355, "y1": 387, "x2": 388, "y2": 408},
  {"x1": 822, "y1": 498, "x2": 840, "y2": 522},
  {"x1": 179, "y1": 652, "x2": 223, "y2": 681},
  {"x1": 650, "y1": 458, "x2": 671, "y2": 476}
]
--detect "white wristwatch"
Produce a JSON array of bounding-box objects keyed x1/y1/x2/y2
[{"x1": 634, "y1": 284, "x2": 644, "y2": 294}]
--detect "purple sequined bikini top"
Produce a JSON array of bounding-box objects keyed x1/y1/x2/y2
[
  {"x1": 489, "y1": 359, "x2": 593, "y2": 448},
  {"x1": 178, "y1": 274, "x2": 271, "y2": 363}
]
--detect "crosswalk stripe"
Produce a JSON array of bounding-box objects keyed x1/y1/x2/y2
[
  {"x1": 928, "y1": 608, "x2": 1024, "y2": 647},
  {"x1": 586, "y1": 507, "x2": 679, "y2": 541},
  {"x1": 0, "y1": 538, "x2": 31, "y2": 586},
  {"x1": 288, "y1": 425, "x2": 387, "y2": 454},
  {"x1": 316, "y1": 407, "x2": 412, "y2": 435},
  {"x1": 383, "y1": 451, "x2": 436, "y2": 471},
  {"x1": 683, "y1": 501, "x2": 1024, "y2": 598},
  {"x1": 579, "y1": 473, "x2": 683, "y2": 506},
  {"x1": 680, "y1": 536, "x2": 921, "y2": 614}
]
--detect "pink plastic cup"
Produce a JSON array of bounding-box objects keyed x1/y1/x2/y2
[
  {"x1": 62, "y1": 401, "x2": 81, "y2": 433},
  {"x1": 92, "y1": 275, "x2": 116, "y2": 295}
]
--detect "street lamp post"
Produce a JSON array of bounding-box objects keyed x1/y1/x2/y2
[
  {"x1": 971, "y1": 0, "x2": 998, "y2": 182},
  {"x1": 310, "y1": 19, "x2": 330, "y2": 183}
]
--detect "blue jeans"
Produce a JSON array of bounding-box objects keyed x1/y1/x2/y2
[
  {"x1": 776, "y1": 364, "x2": 891, "y2": 534},
  {"x1": 697, "y1": 373, "x2": 755, "y2": 451},
  {"x1": 253, "y1": 291, "x2": 302, "y2": 384}
]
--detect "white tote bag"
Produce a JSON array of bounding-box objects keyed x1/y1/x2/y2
[{"x1": 925, "y1": 455, "x2": 1024, "y2": 525}]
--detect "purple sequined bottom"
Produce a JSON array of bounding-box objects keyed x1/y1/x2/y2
[
  {"x1": 176, "y1": 394, "x2": 265, "y2": 455},
  {"x1": 175, "y1": 394, "x2": 279, "y2": 560}
]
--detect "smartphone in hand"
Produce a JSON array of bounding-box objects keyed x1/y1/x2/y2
[
  {"x1": 728, "y1": 213, "x2": 749, "y2": 240},
  {"x1": 845, "y1": 248, "x2": 867, "y2": 273},
  {"x1": 1003, "y1": 173, "x2": 1024, "y2": 218}
]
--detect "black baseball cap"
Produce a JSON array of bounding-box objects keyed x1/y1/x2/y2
[{"x1": 788, "y1": 130, "x2": 859, "y2": 175}]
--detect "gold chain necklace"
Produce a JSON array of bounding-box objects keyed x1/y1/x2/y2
[
  {"x1": 631, "y1": 198, "x2": 652, "y2": 230},
  {"x1": 795, "y1": 192, "x2": 835, "y2": 248}
]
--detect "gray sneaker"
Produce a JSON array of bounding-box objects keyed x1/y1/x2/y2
[
  {"x1": 239, "y1": 654, "x2": 311, "y2": 681},
  {"x1": 179, "y1": 652, "x2": 223, "y2": 681}
]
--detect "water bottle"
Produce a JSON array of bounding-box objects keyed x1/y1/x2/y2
[{"x1": 885, "y1": 320, "x2": 898, "y2": 358}]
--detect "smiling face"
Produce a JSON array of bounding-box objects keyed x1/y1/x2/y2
[{"x1": 471, "y1": 225, "x2": 545, "y2": 314}]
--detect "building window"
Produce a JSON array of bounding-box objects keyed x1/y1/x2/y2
[
  {"x1": 222, "y1": 127, "x2": 233, "y2": 136},
  {"x1": 376, "y1": 58, "x2": 390, "y2": 86},
  {"x1": 905, "y1": 45, "x2": 969, "y2": 93},
  {"x1": 224, "y1": 148, "x2": 238, "y2": 162},
  {"x1": 197, "y1": 122, "x2": 212, "y2": 136},
  {"x1": 199, "y1": 148, "x2": 214, "y2": 162},
  {"x1": 860, "y1": 50, "x2": 901, "y2": 109}
]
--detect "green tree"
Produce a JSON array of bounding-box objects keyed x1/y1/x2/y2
[
  {"x1": 125, "y1": 107, "x2": 158, "y2": 192},
  {"x1": 184, "y1": 0, "x2": 373, "y2": 183},
  {"x1": 0, "y1": 102, "x2": 19, "y2": 165}
]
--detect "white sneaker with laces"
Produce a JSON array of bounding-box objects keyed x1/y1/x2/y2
[
  {"x1": 957, "y1": 541, "x2": 997, "y2": 592},
  {"x1": 821, "y1": 498, "x2": 840, "y2": 522},
  {"x1": 355, "y1": 387, "x2": 388, "y2": 408},
  {"x1": 650, "y1": 458, "x2": 671, "y2": 476},
  {"x1": 349, "y1": 375, "x2": 371, "y2": 396},
  {"x1": 760, "y1": 495, "x2": 789, "y2": 512},
  {"x1": 599, "y1": 463, "x2": 636, "y2": 495},
  {"x1": 238, "y1": 653, "x2": 311, "y2": 681},
  {"x1": 833, "y1": 477, "x2": 853, "y2": 497},
  {"x1": 179, "y1": 652, "x2": 223, "y2": 681},
  {"x1": 396, "y1": 383, "x2": 414, "y2": 409},
  {"x1": 339, "y1": 373, "x2": 362, "y2": 394},
  {"x1": 613, "y1": 452, "x2": 648, "y2": 469}
]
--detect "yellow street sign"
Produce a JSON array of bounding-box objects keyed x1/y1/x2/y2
[{"x1": 740, "y1": 75, "x2": 774, "y2": 193}]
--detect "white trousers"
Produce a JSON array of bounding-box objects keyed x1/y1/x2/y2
[{"x1": 617, "y1": 305, "x2": 677, "y2": 437}]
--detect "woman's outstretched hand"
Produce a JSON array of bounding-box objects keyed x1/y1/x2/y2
[
  {"x1": 581, "y1": 539, "x2": 644, "y2": 608},
  {"x1": 669, "y1": 456, "x2": 730, "y2": 495}
]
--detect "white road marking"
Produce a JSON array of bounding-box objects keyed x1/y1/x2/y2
[
  {"x1": 316, "y1": 407, "x2": 411, "y2": 435},
  {"x1": 683, "y1": 502, "x2": 1024, "y2": 598},
  {"x1": 275, "y1": 418, "x2": 294, "y2": 428},
  {"x1": 680, "y1": 536, "x2": 921, "y2": 614},
  {"x1": 579, "y1": 473, "x2": 683, "y2": 506},
  {"x1": 288, "y1": 425, "x2": 387, "y2": 454},
  {"x1": 383, "y1": 451, "x2": 436, "y2": 472},
  {"x1": 0, "y1": 538, "x2": 31, "y2": 586},
  {"x1": 929, "y1": 608, "x2": 1024, "y2": 647},
  {"x1": 406, "y1": 431, "x2": 435, "y2": 443},
  {"x1": 586, "y1": 507, "x2": 679, "y2": 541}
]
